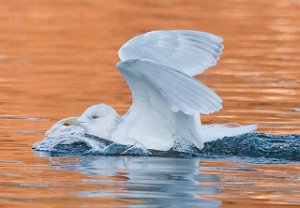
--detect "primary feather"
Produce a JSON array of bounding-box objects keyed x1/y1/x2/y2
[{"x1": 118, "y1": 30, "x2": 224, "y2": 76}]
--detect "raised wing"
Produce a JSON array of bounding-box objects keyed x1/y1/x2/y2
[
  {"x1": 118, "y1": 30, "x2": 223, "y2": 76},
  {"x1": 117, "y1": 59, "x2": 222, "y2": 115}
]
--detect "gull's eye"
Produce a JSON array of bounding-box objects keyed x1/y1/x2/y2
[{"x1": 91, "y1": 115, "x2": 99, "y2": 120}]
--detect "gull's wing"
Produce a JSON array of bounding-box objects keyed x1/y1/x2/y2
[
  {"x1": 117, "y1": 59, "x2": 222, "y2": 115},
  {"x1": 115, "y1": 59, "x2": 222, "y2": 150},
  {"x1": 118, "y1": 30, "x2": 223, "y2": 76}
]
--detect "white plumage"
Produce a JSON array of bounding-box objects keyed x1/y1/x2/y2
[
  {"x1": 63, "y1": 30, "x2": 257, "y2": 151},
  {"x1": 117, "y1": 59, "x2": 222, "y2": 115},
  {"x1": 118, "y1": 30, "x2": 224, "y2": 76}
]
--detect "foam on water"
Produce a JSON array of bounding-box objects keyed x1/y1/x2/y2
[{"x1": 32, "y1": 121, "x2": 300, "y2": 161}]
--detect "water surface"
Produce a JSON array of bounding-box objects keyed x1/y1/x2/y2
[{"x1": 0, "y1": 0, "x2": 300, "y2": 207}]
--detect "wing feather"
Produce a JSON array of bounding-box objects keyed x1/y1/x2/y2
[
  {"x1": 117, "y1": 59, "x2": 222, "y2": 115},
  {"x1": 118, "y1": 30, "x2": 223, "y2": 76}
]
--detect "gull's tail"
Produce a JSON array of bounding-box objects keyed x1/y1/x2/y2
[{"x1": 201, "y1": 124, "x2": 258, "y2": 143}]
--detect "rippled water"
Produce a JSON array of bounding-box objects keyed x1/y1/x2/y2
[{"x1": 0, "y1": 0, "x2": 300, "y2": 207}]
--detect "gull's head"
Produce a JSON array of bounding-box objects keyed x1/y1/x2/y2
[{"x1": 63, "y1": 104, "x2": 119, "y2": 139}]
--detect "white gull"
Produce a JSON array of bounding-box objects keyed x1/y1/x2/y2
[{"x1": 62, "y1": 30, "x2": 257, "y2": 151}]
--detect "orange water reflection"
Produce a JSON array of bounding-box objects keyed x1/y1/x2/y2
[
  {"x1": 0, "y1": 0, "x2": 299, "y2": 133},
  {"x1": 0, "y1": 0, "x2": 300, "y2": 207}
]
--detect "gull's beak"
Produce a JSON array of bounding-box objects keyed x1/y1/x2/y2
[{"x1": 63, "y1": 117, "x2": 84, "y2": 126}]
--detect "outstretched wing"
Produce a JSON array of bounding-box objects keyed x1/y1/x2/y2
[
  {"x1": 117, "y1": 59, "x2": 222, "y2": 115},
  {"x1": 115, "y1": 30, "x2": 224, "y2": 150},
  {"x1": 118, "y1": 30, "x2": 223, "y2": 76},
  {"x1": 116, "y1": 59, "x2": 222, "y2": 150}
]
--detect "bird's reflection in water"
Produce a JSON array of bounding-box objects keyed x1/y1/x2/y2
[{"x1": 36, "y1": 152, "x2": 222, "y2": 207}]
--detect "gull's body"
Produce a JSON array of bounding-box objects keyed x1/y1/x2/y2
[{"x1": 65, "y1": 30, "x2": 257, "y2": 151}]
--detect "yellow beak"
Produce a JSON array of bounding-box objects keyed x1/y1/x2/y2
[{"x1": 63, "y1": 117, "x2": 83, "y2": 126}]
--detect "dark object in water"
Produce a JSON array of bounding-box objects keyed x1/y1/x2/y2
[
  {"x1": 201, "y1": 133, "x2": 300, "y2": 161},
  {"x1": 33, "y1": 132, "x2": 300, "y2": 161}
]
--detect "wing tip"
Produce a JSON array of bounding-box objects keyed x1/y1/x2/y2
[{"x1": 201, "y1": 105, "x2": 223, "y2": 115}]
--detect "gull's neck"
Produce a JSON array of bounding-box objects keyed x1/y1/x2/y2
[{"x1": 104, "y1": 115, "x2": 122, "y2": 140}]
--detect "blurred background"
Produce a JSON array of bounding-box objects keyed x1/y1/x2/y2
[{"x1": 0, "y1": 0, "x2": 299, "y2": 135}]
